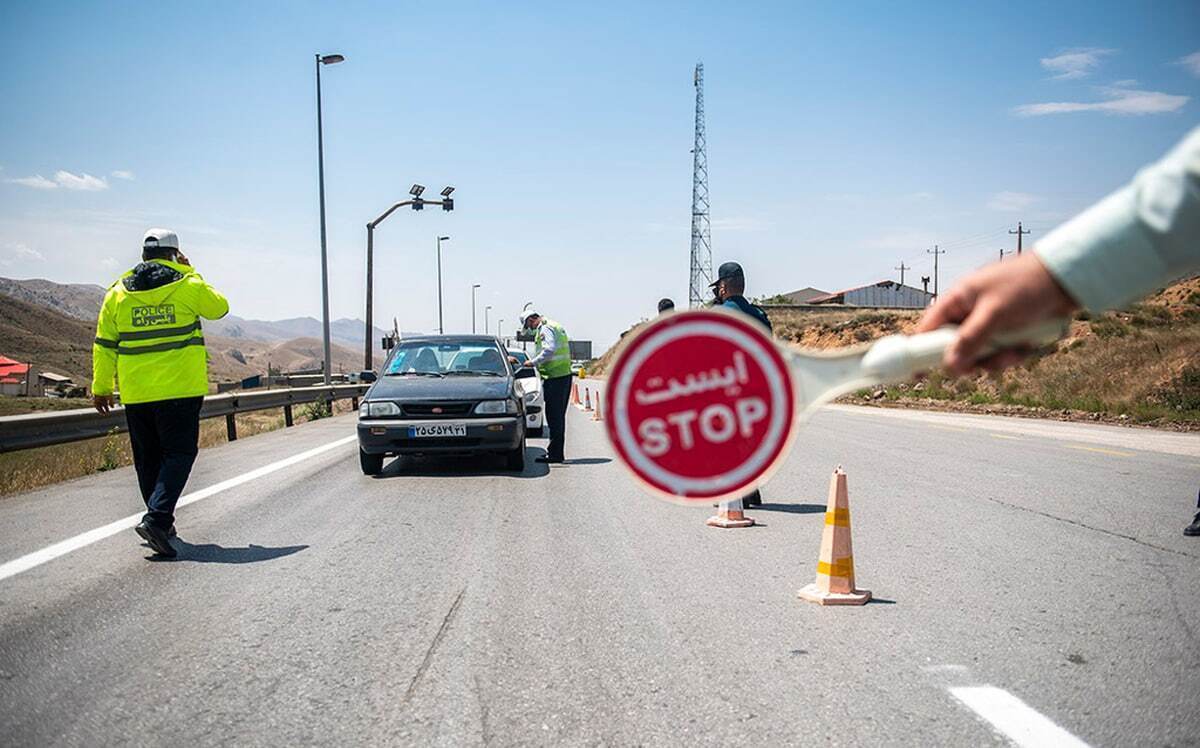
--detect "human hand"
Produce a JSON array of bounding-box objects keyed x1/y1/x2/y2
[
  {"x1": 508, "y1": 356, "x2": 519, "y2": 366},
  {"x1": 93, "y1": 395, "x2": 113, "y2": 414},
  {"x1": 915, "y1": 253, "x2": 1077, "y2": 375}
]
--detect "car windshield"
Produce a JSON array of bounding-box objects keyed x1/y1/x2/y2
[
  {"x1": 508, "y1": 351, "x2": 529, "y2": 365},
  {"x1": 385, "y1": 341, "x2": 509, "y2": 377}
]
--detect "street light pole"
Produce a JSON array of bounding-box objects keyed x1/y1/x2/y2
[
  {"x1": 471, "y1": 284, "x2": 481, "y2": 334},
  {"x1": 315, "y1": 52, "x2": 344, "y2": 385},
  {"x1": 437, "y1": 236, "x2": 450, "y2": 334},
  {"x1": 497, "y1": 318, "x2": 504, "y2": 343},
  {"x1": 485, "y1": 305, "x2": 492, "y2": 336}
]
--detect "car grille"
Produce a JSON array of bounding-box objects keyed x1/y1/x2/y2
[{"x1": 401, "y1": 402, "x2": 476, "y2": 418}]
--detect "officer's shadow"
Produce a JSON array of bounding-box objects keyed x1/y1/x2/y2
[{"x1": 146, "y1": 539, "x2": 308, "y2": 564}]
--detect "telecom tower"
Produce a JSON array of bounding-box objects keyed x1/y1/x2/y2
[{"x1": 689, "y1": 62, "x2": 713, "y2": 308}]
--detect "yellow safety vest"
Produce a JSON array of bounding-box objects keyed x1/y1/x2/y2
[
  {"x1": 535, "y1": 318, "x2": 572, "y2": 379},
  {"x1": 92, "y1": 259, "x2": 229, "y2": 404}
]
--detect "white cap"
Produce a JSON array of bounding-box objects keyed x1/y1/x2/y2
[
  {"x1": 143, "y1": 228, "x2": 180, "y2": 251},
  {"x1": 519, "y1": 307, "x2": 540, "y2": 324}
]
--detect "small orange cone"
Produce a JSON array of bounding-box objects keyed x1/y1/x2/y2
[
  {"x1": 592, "y1": 391, "x2": 603, "y2": 421},
  {"x1": 571, "y1": 381, "x2": 581, "y2": 406},
  {"x1": 706, "y1": 496, "x2": 755, "y2": 529},
  {"x1": 583, "y1": 388, "x2": 592, "y2": 412},
  {"x1": 798, "y1": 467, "x2": 871, "y2": 605}
]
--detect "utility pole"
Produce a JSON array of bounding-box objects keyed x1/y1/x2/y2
[
  {"x1": 999, "y1": 248, "x2": 1009, "y2": 262},
  {"x1": 1009, "y1": 221, "x2": 1030, "y2": 255},
  {"x1": 437, "y1": 236, "x2": 449, "y2": 334},
  {"x1": 927, "y1": 245, "x2": 945, "y2": 300},
  {"x1": 688, "y1": 62, "x2": 713, "y2": 307},
  {"x1": 894, "y1": 261, "x2": 910, "y2": 287},
  {"x1": 471, "y1": 284, "x2": 481, "y2": 334}
]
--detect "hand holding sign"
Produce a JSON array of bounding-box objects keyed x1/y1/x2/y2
[{"x1": 605, "y1": 309, "x2": 1066, "y2": 503}]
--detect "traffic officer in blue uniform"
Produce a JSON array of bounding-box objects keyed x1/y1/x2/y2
[{"x1": 711, "y1": 261, "x2": 772, "y2": 507}]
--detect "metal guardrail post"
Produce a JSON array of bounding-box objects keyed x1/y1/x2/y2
[
  {"x1": 284, "y1": 405, "x2": 294, "y2": 427},
  {"x1": 226, "y1": 414, "x2": 237, "y2": 441},
  {"x1": 352, "y1": 396, "x2": 359, "y2": 410}
]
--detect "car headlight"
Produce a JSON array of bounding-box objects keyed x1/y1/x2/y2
[
  {"x1": 475, "y1": 399, "x2": 518, "y2": 415},
  {"x1": 523, "y1": 391, "x2": 540, "y2": 404},
  {"x1": 360, "y1": 401, "x2": 401, "y2": 418}
]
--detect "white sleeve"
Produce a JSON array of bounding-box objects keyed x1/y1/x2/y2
[{"x1": 528, "y1": 324, "x2": 558, "y2": 366}]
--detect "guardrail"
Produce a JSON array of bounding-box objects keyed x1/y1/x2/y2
[{"x1": 0, "y1": 384, "x2": 369, "y2": 454}]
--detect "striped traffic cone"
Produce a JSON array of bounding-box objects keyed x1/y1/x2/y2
[
  {"x1": 571, "y1": 381, "x2": 581, "y2": 406},
  {"x1": 583, "y1": 388, "x2": 592, "y2": 412},
  {"x1": 706, "y1": 496, "x2": 755, "y2": 529},
  {"x1": 592, "y1": 391, "x2": 603, "y2": 421},
  {"x1": 798, "y1": 467, "x2": 871, "y2": 605}
]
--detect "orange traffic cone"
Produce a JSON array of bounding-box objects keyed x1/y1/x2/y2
[
  {"x1": 571, "y1": 381, "x2": 581, "y2": 406},
  {"x1": 798, "y1": 467, "x2": 871, "y2": 605},
  {"x1": 706, "y1": 496, "x2": 755, "y2": 529},
  {"x1": 592, "y1": 391, "x2": 603, "y2": 421},
  {"x1": 583, "y1": 388, "x2": 592, "y2": 412}
]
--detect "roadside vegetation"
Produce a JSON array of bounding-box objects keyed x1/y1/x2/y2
[{"x1": 0, "y1": 400, "x2": 356, "y2": 497}]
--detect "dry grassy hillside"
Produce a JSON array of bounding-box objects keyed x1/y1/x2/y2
[{"x1": 590, "y1": 276, "x2": 1200, "y2": 428}]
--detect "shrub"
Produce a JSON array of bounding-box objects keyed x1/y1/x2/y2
[
  {"x1": 1091, "y1": 317, "x2": 1129, "y2": 339},
  {"x1": 303, "y1": 400, "x2": 332, "y2": 421}
]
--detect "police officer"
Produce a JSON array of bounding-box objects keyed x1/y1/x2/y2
[
  {"x1": 711, "y1": 261, "x2": 771, "y2": 507},
  {"x1": 513, "y1": 308, "x2": 572, "y2": 464},
  {"x1": 657, "y1": 298, "x2": 675, "y2": 314},
  {"x1": 92, "y1": 229, "x2": 229, "y2": 558}
]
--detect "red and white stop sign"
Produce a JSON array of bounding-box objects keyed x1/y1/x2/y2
[{"x1": 605, "y1": 309, "x2": 797, "y2": 504}]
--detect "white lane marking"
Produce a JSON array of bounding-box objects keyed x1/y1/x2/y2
[
  {"x1": 0, "y1": 435, "x2": 357, "y2": 583},
  {"x1": 949, "y1": 685, "x2": 1091, "y2": 747}
]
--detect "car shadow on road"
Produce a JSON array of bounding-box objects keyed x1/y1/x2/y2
[
  {"x1": 752, "y1": 502, "x2": 825, "y2": 514},
  {"x1": 372, "y1": 446, "x2": 552, "y2": 479},
  {"x1": 561, "y1": 457, "x2": 612, "y2": 466},
  {"x1": 148, "y1": 540, "x2": 309, "y2": 564}
]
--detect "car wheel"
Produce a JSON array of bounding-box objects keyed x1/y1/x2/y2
[
  {"x1": 359, "y1": 448, "x2": 384, "y2": 476},
  {"x1": 506, "y1": 444, "x2": 526, "y2": 472},
  {"x1": 529, "y1": 427, "x2": 544, "y2": 438}
]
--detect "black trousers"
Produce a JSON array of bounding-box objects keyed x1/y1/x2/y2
[
  {"x1": 542, "y1": 374, "x2": 574, "y2": 461},
  {"x1": 124, "y1": 396, "x2": 203, "y2": 530}
]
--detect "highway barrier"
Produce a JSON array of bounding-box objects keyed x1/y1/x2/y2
[
  {"x1": 0, "y1": 384, "x2": 369, "y2": 454},
  {"x1": 797, "y1": 467, "x2": 871, "y2": 605}
]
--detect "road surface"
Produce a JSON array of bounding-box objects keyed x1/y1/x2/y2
[{"x1": 0, "y1": 402, "x2": 1197, "y2": 746}]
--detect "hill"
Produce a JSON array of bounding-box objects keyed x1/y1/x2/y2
[
  {"x1": 590, "y1": 276, "x2": 1200, "y2": 429},
  {"x1": 0, "y1": 276, "x2": 389, "y2": 347}
]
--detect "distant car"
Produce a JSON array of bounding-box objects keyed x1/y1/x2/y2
[
  {"x1": 356, "y1": 335, "x2": 538, "y2": 475},
  {"x1": 506, "y1": 350, "x2": 545, "y2": 437}
]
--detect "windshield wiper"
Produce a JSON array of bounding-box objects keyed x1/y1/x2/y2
[
  {"x1": 444, "y1": 370, "x2": 505, "y2": 377},
  {"x1": 385, "y1": 371, "x2": 444, "y2": 378}
]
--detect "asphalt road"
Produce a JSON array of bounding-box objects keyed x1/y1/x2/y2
[{"x1": 0, "y1": 401, "x2": 1197, "y2": 746}]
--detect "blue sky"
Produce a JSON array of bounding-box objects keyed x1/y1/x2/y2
[{"x1": 1, "y1": 1, "x2": 1198, "y2": 349}]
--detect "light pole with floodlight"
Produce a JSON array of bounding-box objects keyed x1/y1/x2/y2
[
  {"x1": 315, "y1": 52, "x2": 344, "y2": 385},
  {"x1": 485, "y1": 305, "x2": 492, "y2": 336}
]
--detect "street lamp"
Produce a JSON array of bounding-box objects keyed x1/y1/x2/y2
[
  {"x1": 362, "y1": 186, "x2": 456, "y2": 369},
  {"x1": 315, "y1": 52, "x2": 344, "y2": 385},
  {"x1": 437, "y1": 236, "x2": 450, "y2": 334},
  {"x1": 485, "y1": 305, "x2": 492, "y2": 336},
  {"x1": 471, "y1": 284, "x2": 481, "y2": 334},
  {"x1": 497, "y1": 318, "x2": 504, "y2": 342}
]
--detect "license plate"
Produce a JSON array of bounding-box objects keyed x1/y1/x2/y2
[{"x1": 408, "y1": 424, "x2": 467, "y2": 438}]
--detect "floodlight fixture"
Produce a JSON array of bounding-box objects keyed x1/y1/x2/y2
[
  {"x1": 409, "y1": 184, "x2": 425, "y2": 197},
  {"x1": 440, "y1": 186, "x2": 455, "y2": 197},
  {"x1": 319, "y1": 54, "x2": 345, "y2": 65}
]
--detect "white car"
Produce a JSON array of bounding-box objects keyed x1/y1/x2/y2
[{"x1": 507, "y1": 350, "x2": 545, "y2": 437}]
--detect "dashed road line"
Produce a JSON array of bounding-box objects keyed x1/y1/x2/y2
[
  {"x1": 0, "y1": 435, "x2": 357, "y2": 583},
  {"x1": 1064, "y1": 444, "x2": 1134, "y2": 457},
  {"x1": 990, "y1": 433, "x2": 1021, "y2": 440},
  {"x1": 949, "y1": 685, "x2": 1090, "y2": 747}
]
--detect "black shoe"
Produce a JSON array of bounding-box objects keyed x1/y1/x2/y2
[
  {"x1": 136, "y1": 520, "x2": 177, "y2": 558},
  {"x1": 1185, "y1": 513, "x2": 1200, "y2": 537},
  {"x1": 168, "y1": 525, "x2": 177, "y2": 538},
  {"x1": 536, "y1": 456, "x2": 564, "y2": 464}
]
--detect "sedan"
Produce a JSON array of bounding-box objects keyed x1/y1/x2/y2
[{"x1": 356, "y1": 335, "x2": 539, "y2": 475}]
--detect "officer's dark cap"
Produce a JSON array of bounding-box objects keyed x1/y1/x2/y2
[{"x1": 709, "y1": 261, "x2": 744, "y2": 288}]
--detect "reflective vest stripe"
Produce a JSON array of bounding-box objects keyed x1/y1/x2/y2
[
  {"x1": 94, "y1": 337, "x2": 119, "y2": 349},
  {"x1": 118, "y1": 320, "x2": 202, "y2": 341},
  {"x1": 117, "y1": 336, "x2": 207, "y2": 355}
]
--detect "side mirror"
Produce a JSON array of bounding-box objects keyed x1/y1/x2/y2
[
  {"x1": 359, "y1": 371, "x2": 378, "y2": 383},
  {"x1": 513, "y1": 367, "x2": 536, "y2": 379}
]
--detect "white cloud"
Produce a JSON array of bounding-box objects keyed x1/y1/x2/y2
[
  {"x1": 5, "y1": 170, "x2": 111, "y2": 191},
  {"x1": 1177, "y1": 51, "x2": 1200, "y2": 78},
  {"x1": 100, "y1": 257, "x2": 119, "y2": 269},
  {"x1": 111, "y1": 170, "x2": 135, "y2": 180},
  {"x1": 6, "y1": 175, "x2": 58, "y2": 190},
  {"x1": 987, "y1": 191, "x2": 1038, "y2": 212},
  {"x1": 0, "y1": 242, "x2": 45, "y2": 267},
  {"x1": 53, "y1": 170, "x2": 108, "y2": 191},
  {"x1": 1013, "y1": 85, "x2": 1189, "y2": 117},
  {"x1": 1041, "y1": 48, "x2": 1115, "y2": 80}
]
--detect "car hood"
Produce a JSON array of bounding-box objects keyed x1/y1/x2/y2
[{"x1": 367, "y1": 375, "x2": 512, "y2": 402}]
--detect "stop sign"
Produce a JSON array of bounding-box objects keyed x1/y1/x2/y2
[{"x1": 605, "y1": 309, "x2": 797, "y2": 504}]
